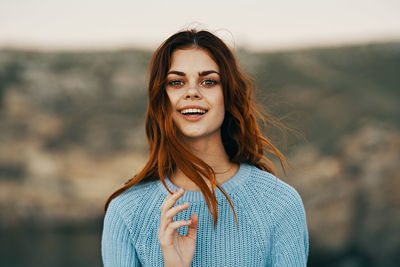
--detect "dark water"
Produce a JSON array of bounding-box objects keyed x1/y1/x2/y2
[{"x1": 0, "y1": 225, "x2": 103, "y2": 267}]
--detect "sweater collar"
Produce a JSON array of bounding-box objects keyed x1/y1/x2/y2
[{"x1": 157, "y1": 163, "x2": 252, "y2": 202}]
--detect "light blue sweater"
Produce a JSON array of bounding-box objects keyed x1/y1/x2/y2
[{"x1": 101, "y1": 163, "x2": 309, "y2": 266}]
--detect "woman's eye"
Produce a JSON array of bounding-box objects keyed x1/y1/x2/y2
[
  {"x1": 168, "y1": 80, "x2": 184, "y2": 87},
  {"x1": 201, "y1": 79, "x2": 218, "y2": 87}
]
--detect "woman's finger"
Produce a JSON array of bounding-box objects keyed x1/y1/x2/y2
[
  {"x1": 160, "y1": 202, "x2": 189, "y2": 232},
  {"x1": 186, "y1": 213, "x2": 198, "y2": 239},
  {"x1": 165, "y1": 219, "x2": 192, "y2": 235},
  {"x1": 159, "y1": 188, "x2": 185, "y2": 231},
  {"x1": 158, "y1": 218, "x2": 191, "y2": 247},
  {"x1": 164, "y1": 202, "x2": 189, "y2": 221},
  {"x1": 160, "y1": 188, "x2": 184, "y2": 213},
  {"x1": 159, "y1": 190, "x2": 176, "y2": 212}
]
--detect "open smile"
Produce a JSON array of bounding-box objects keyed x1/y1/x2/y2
[{"x1": 178, "y1": 108, "x2": 208, "y2": 121}]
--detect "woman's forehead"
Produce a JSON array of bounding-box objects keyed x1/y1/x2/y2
[{"x1": 169, "y1": 48, "x2": 219, "y2": 73}]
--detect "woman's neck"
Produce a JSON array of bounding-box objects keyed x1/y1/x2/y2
[{"x1": 170, "y1": 135, "x2": 239, "y2": 191}]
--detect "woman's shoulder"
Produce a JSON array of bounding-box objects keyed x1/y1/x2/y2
[
  {"x1": 106, "y1": 179, "x2": 161, "y2": 222},
  {"x1": 103, "y1": 179, "x2": 162, "y2": 244},
  {"x1": 246, "y1": 165, "x2": 306, "y2": 216}
]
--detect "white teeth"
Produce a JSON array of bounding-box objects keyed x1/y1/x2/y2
[{"x1": 180, "y1": 108, "x2": 207, "y2": 115}]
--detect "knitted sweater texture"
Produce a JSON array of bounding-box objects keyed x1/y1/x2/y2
[{"x1": 101, "y1": 163, "x2": 309, "y2": 266}]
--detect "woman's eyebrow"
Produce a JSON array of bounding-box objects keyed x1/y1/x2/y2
[
  {"x1": 167, "y1": 70, "x2": 220, "y2": 76},
  {"x1": 199, "y1": 70, "x2": 220, "y2": 76},
  {"x1": 167, "y1": 70, "x2": 185, "y2": 76}
]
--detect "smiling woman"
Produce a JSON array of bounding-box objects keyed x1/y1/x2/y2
[
  {"x1": 101, "y1": 29, "x2": 309, "y2": 267},
  {"x1": 166, "y1": 48, "x2": 225, "y2": 141}
]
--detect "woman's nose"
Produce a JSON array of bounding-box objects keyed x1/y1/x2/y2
[{"x1": 184, "y1": 84, "x2": 201, "y2": 99}]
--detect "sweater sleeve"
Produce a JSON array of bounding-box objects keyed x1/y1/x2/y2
[
  {"x1": 271, "y1": 185, "x2": 309, "y2": 267},
  {"x1": 101, "y1": 200, "x2": 142, "y2": 267}
]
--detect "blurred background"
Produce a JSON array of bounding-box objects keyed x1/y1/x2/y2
[{"x1": 0, "y1": 0, "x2": 399, "y2": 266}]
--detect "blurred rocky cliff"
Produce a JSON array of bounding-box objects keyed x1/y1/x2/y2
[{"x1": 0, "y1": 43, "x2": 399, "y2": 266}]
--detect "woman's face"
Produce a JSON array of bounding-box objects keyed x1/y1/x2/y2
[{"x1": 166, "y1": 48, "x2": 225, "y2": 141}]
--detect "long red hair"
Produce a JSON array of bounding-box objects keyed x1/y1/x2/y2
[{"x1": 105, "y1": 29, "x2": 288, "y2": 227}]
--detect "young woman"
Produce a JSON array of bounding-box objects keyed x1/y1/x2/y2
[{"x1": 101, "y1": 29, "x2": 309, "y2": 267}]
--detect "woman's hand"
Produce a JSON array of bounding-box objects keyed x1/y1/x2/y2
[{"x1": 158, "y1": 188, "x2": 199, "y2": 267}]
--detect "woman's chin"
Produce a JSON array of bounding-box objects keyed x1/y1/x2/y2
[{"x1": 179, "y1": 129, "x2": 221, "y2": 142}]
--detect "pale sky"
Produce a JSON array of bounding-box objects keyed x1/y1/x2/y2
[{"x1": 0, "y1": 0, "x2": 399, "y2": 51}]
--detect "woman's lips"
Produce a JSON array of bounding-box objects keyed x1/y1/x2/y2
[{"x1": 179, "y1": 113, "x2": 206, "y2": 121}]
